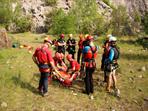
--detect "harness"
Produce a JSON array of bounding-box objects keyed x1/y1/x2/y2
[
  {"x1": 108, "y1": 46, "x2": 120, "y2": 63},
  {"x1": 84, "y1": 45, "x2": 97, "y2": 68},
  {"x1": 104, "y1": 46, "x2": 120, "y2": 72},
  {"x1": 37, "y1": 47, "x2": 51, "y2": 69}
]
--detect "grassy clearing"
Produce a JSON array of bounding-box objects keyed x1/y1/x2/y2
[{"x1": 0, "y1": 32, "x2": 148, "y2": 111}]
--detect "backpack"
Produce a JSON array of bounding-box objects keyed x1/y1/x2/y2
[
  {"x1": 111, "y1": 46, "x2": 120, "y2": 60},
  {"x1": 36, "y1": 47, "x2": 51, "y2": 68},
  {"x1": 85, "y1": 45, "x2": 97, "y2": 69},
  {"x1": 89, "y1": 45, "x2": 97, "y2": 59}
]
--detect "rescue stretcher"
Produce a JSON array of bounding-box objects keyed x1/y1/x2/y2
[{"x1": 51, "y1": 70, "x2": 80, "y2": 87}]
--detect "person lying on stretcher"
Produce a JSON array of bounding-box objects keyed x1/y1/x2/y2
[
  {"x1": 51, "y1": 54, "x2": 80, "y2": 86},
  {"x1": 53, "y1": 52, "x2": 67, "y2": 71}
]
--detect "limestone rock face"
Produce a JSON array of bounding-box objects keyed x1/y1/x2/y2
[
  {"x1": 96, "y1": 0, "x2": 112, "y2": 20},
  {"x1": 20, "y1": 0, "x2": 72, "y2": 33},
  {"x1": 110, "y1": 0, "x2": 148, "y2": 15},
  {"x1": 16, "y1": 0, "x2": 148, "y2": 33}
]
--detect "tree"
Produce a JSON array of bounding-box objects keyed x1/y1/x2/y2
[
  {"x1": 70, "y1": 0, "x2": 105, "y2": 34},
  {"x1": 0, "y1": 0, "x2": 13, "y2": 24},
  {"x1": 142, "y1": 12, "x2": 148, "y2": 34},
  {"x1": 46, "y1": 0, "x2": 105, "y2": 35},
  {"x1": 47, "y1": 9, "x2": 76, "y2": 34},
  {"x1": 110, "y1": 5, "x2": 130, "y2": 36}
]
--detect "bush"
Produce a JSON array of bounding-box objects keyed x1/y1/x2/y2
[
  {"x1": 142, "y1": 12, "x2": 148, "y2": 34},
  {"x1": 0, "y1": 0, "x2": 13, "y2": 24},
  {"x1": 47, "y1": 9, "x2": 76, "y2": 34},
  {"x1": 70, "y1": 0, "x2": 105, "y2": 34},
  {"x1": 46, "y1": 0, "x2": 105, "y2": 35},
  {"x1": 15, "y1": 17, "x2": 31, "y2": 33},
  {"x1": 110, "y1": 6, "x2": 131, "y2": 36},
  {"x1": 0, "y1": 0, "x2": 28, "y2": 33},
  {"x1": 44, "y1": 0, "x2": 57, "y2": 6},
  {"x1": 102, "y1": 0, "x2": 110, "y2": 6}
]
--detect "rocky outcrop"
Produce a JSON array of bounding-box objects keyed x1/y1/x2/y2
[
  {"x1": 110, "y1": 0, "x2": 148, "y2": 15},
  {"x1": 20, "y1": 0, "x2": 72, "y2": 33},
  {"x1": 96, "y1": 0, "x2": 112, "y2": 19},
  {"x1": 21, "y1": 0, "x2": 50, "y2": 33},
  {"x1": 11, "y1": 0, "x2": 148, "y2": 33},
  {"x1": 0, "y1": 28, "x2": 11, "y2": 48}
]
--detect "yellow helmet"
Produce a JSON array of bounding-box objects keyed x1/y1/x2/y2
[
  {"x1": 44, "y1": 37, "x2": 52, "y2": 44},
  {"x1": 69, "y1": 34, "x2": 73, "y2": 38},
  {"x1": 107, "y1": 34, "x2": 112, "y2": 40},
  {"x1": 84, "y1": 34, "x2": 89, "y2": 38}
]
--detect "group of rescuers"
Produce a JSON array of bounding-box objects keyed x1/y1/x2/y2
[{"x1": 32, "y1": 33, "x2": 120, "y2": 99}]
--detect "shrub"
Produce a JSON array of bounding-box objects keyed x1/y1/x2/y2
[
  {"x1": 47, "y1": 9, "x2": 76, "y2": 34},
  {"x1": 46, "y1": 0, "x2": 106, "y2": 35},
  {"x1": 142, "y1": 12, "x2": 148, "y2": 34},
  {"x1": 47, "y1": 9, "x2": 66, "y2": 34},
  {"x1": 110, "y1": 6, "x2": 131, "y2": 36},
  {"x1": 70, "y1": 0, "x2": 105, "y2": 34},
  {"x1": 102, "y1": 0, "x2": 110, "y2": 6},
  {"x1": 0, "y1": 0, "x2": 13, "y2": 24},
  {"x1": 15, "y1": 17, "x2": 31, "y2": 33}
]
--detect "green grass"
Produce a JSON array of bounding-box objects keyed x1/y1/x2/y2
[{"x1": 0, "y1": 33, "x2": 148, "y2": 111}]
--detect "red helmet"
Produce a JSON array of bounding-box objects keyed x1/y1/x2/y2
[
  {"x1": 86, "y1": 35, "x2": 93, "y2": 40},
  {"x1": 66, "y1": 54, "x2": 72, "y2": 61},
  {"x1": 60, "y1": 34, "x2": 65, "y2": 38}
]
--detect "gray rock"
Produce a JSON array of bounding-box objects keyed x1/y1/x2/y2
[
  {"x1": 138, "y1": 75, "x2": 143, "y2": 78},
  {"x1": 7, "y1": 0, "x2": 147, "y2": 33},
  {"x1": 1, "y1": 102, "x2": 7, "y2": 108},
  {"x1": 0, "y1": 28, "x2": 11, "y2": 48},
  {"x1": 110, "y1": 0, "x2": 148, "y2": 15},
  {"x1": 141, "y1": 66, "x2": 146, "y2": 72}
]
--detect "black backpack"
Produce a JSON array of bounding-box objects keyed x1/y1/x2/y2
[{"x1": 112, "y1": 46, "x2": 120, "y2": 60}]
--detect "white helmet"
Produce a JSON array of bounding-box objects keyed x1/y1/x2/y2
[
  {"x1": 109, "y1": 36, "x2": 117, "y2": 42},
  {"x1": 107, "y1": 34, "x2": 112, "y2": 38}
]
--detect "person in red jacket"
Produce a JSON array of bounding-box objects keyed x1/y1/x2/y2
[
  {"x1": 66, "y1": 54, "x2": 80, "y2": 80},
  {"x1": 101, "y1": 34, "x2": 112, "y2": 82},
  {"x1": 67, "y1": 54, "x2": 80, "y2": 73},
  {"x1": 53, "y1": 52, "x2": 67, "y2": 71},
  {"x1": 51, "y1": 54, "x2": 80, "y2": 87},
  {"x1": 32, "y1": 38, "x2": 60, "y2": 97},
  {"x1": 82, "y1": 35, "x2": 98, "y2": 100},
  {"x1": 77, "y1": 34, "x2": 84, "y2": 63}
]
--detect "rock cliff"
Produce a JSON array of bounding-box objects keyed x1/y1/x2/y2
[{"x1": 16, "y1": 0, "x2": 148, "y2": 33}]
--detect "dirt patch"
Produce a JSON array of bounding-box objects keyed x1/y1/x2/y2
[{"x1": 0, "y1": 28, "x2": 11, "y2": 49}]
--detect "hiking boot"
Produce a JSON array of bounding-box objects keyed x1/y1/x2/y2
[
  {"x1": 37, "y1": 87, "x2": 43, "y2": 94},
  {"x1": 115, "y1": 88, "x2": 120, "y2": 97},
  {"x1": 82, "y1": 90, "x2": 86, "y2": 94},
  {"x1": 89, "y1": 94, "x2": 94, "y2": 100},
  {"x1": 42, "y1": 92, "x2": 49, "y2": 97}
]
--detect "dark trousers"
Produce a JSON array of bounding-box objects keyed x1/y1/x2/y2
[
  {"x1": 77, "y1": 49, "x2": 82, "y2": 64},
  {"x1": 39, "y1": 72, "x2": 49, "y2": 93},
  {"x1": 84, "y1": 67, "x2": 95, "y2": 95},
  {"x1": 101, "y1": 54, "x2": 107, "y2": 82},
  {"x1": 101, "y1": 54, "x2": 105, "y2": 70}
]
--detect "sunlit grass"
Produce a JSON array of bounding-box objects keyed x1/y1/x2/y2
[{"x1": 0, "y1": 33, "x2": 147, "y2": 111}]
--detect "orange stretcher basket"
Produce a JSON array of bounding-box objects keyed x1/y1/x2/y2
[{"x1": 52, "y1": 70, "x2": 78, "y2": 87}]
